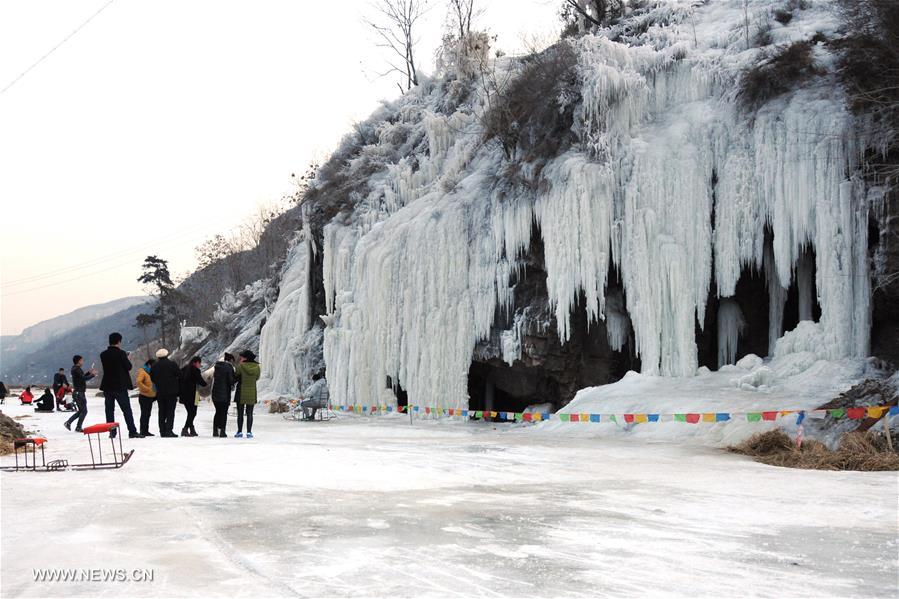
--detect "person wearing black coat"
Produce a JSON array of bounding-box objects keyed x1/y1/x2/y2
[
  {"x1": 210, "y1": 353, "x2": 236, "y2": 438},
  {"x1": 65, "y1": 355, "x2": 96, "y2": 432},
  {"x1": 53, "y1": 368, "x2": 70, "y2": 410},
  {"x1": 0, "y1": 381, "x2": 7, "y2": 402},
  {"x1": 34, "y1": 388, "x2": 55, "y2": 412},
  {"x1": 149, "y1": 349, "x2": 181, "y2": 438},
  {"x1": 99, "y1": 332, "x2": 139, "y2": 438},
  {"x1": 178, "y1": 356, "x2": 207, "y2": 437}
]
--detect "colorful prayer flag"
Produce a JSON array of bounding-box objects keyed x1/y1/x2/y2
[
  {"x1": 866, "y1": 407, "x2": 887, "y2": 419},
  {"x1": 847, "y1": 407, "x2": 866, "y2": 419}
]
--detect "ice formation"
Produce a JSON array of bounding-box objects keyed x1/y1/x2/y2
[
  {"x1": 258, "y1": 220, "x2": 316, "y2": 395},
  {"x1": 258, "y1": 0, "x2": 874, "y2": 408},
  {"x1": 717, "y1": 299, "x2": 745, "y2": 368}
]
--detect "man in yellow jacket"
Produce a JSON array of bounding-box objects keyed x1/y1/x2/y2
[{"x1": 136, "y1": 358, "x2": 157, "y2": 437}]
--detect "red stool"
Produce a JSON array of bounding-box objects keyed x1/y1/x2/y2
[
  {"x1": 81, "y1": 422, "x2": 130, "y2": 469},
  {"x1": 12, "y1": 438, "x2": 47, "y2": 471}
]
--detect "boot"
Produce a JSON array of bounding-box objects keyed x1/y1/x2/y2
[
  {"x1": 180, "y1": 427, "x2": 190, "y2": 437},
  {"x1": 212, "y1": 429, "x2": 220, "y2": 438},
  {"x1": 219, "y1": 429, "x2": 227, "y2": 438},
  {"x1": 189, "y1": 426, "x2": 198, "y2": 437}
]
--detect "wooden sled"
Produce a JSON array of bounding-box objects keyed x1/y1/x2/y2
[{"x1": 1, "y1": 422, "x2": 134, "y2": 472}]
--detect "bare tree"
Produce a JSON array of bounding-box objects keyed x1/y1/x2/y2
[
  {"x1": 560, "y1": 0, "x2": 624, "y2": 33},
  {"x1": 365, "y1": 0, "x2": 430, "y2": 93},
  {"x1": 448, "y1": 0, "x2": 478, "y2": 40}
]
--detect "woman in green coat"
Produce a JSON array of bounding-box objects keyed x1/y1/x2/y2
[{"x1": 233, "y1": 350, "x2": 261, "y2": 438}]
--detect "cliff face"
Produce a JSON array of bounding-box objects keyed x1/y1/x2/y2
[{"x1": 208, "y1": 0, "x2": 896, "y2": 410}]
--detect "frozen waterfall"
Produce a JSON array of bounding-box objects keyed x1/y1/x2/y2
[{"x1": 261, "y1": 0, "x2": 873, "y2": 408}]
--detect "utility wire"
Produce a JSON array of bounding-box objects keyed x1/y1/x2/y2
[
  {"x1": 0, "y1": 0, "x2": 116, "y2": 96},
  {"x1": 1, "y1": 256, "x2": 143, "y2": 298},
  {"x1": 1, "y1": 219, "x2": 235, "y2": 289}
]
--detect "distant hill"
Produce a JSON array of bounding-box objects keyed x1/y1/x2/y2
[{"x1": 0, "y1": 297, "x2": 155, "y2": 386}]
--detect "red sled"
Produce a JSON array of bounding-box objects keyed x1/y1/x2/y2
[{"x1": 0, "y1": 422, "x2": 134, "y2": 472}]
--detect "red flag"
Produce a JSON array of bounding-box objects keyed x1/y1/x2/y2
[
  {"x1": 762, "y1": 411, "x2": 777, "y2": 421},
  {"x1": 624, "y1": 414, "x2": 635, "y2": 423},
  {"x1": 847, "y1": 407, "x2": 866, "y2": 419},
  {"x1": 523, "y1": 413, "x2": 533, "y2": 422},
  {"x1": 685, "y1": 413, "x2": 700, "y2": 424},
  {"x1": 570, "y1": 414, "x2": 580, "y2": 422}
]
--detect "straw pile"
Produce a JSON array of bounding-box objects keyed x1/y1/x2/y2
[{"x1": 731, "y1": 430, "x2": 899, "y2": 471}]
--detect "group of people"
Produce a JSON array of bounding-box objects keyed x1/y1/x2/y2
[
  {"x1": 8, "y1": 332, "x2": 262, "y2": 439},
  {"x1": 135, "y1": 346, "x2": 260, "y2": 438}
]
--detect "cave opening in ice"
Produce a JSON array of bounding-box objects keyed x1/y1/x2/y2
[
  {"x1": 468, "y1": 253, "x2": 640, "y2": 411},
  {"x1": 696, "y1": 238, "x2": 824, "y2": 370}
]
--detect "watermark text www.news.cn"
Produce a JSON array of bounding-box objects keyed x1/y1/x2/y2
[{"x1": 33, "y1": 568, "x2": 154, "y2": 583}]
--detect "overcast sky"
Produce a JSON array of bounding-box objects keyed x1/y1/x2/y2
[{"x1": 0, "y1": 0, "x2": 559, "y2": 336}]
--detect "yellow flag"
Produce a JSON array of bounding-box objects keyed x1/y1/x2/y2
[{"x1": 867, "y1": 407, "x2": 887, "y2": 419}]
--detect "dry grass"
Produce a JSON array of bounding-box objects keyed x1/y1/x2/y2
[
  {"x1": 731, "y1": 430, "x2": 899, "y2": 471},
  {"x1": 0, "y1": 441, "x2": 14, "y2": 456},
  {"x1": 739, "y1": 41, "x2": 822, "y2": 109}
]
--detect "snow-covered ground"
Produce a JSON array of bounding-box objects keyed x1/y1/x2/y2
[{"x1": 1, "y1": 397, "x2": 896, "y2": 598}]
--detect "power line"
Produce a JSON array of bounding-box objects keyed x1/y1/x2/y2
[
  {"x1": 1, "y1": 256, "x2": 142, "y2": 298},
  {"x1": 1, "y1": 0, "x2": 117, "y2": 96},
  {"x1": 1, "y1": 221, "x2": 233, "y2": 289}
]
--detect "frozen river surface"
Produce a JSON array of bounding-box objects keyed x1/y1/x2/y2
[{"x1": 1, "y1": 398, "x2": 897, "y2": 597}]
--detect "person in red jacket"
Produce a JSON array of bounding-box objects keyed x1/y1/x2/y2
[{"x1": 19, "y1": 386, "x2": 34, "y2": 405}]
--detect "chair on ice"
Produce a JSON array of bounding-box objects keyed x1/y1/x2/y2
[{"x1": 300, "y1": 381, "x2": 334, "y2": 422}]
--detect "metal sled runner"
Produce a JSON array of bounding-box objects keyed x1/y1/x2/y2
[{"x1": 0, "y1": 422, "x2": 134, "y2": 472}]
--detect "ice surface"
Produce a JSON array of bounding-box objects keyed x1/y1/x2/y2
[{"x1": 1, "y1": 400, "x2": 896, "y2": 598}]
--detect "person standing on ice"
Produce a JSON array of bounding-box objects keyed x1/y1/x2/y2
[
  {"x1": 178, "y1": 356, "x2": 207, "y2": 437},
  {"x1": 0, "y1": 381, "x2": 7, "y2": 403},
  {"x1": 99, "y1": 332, "x2": 140, "y2": 439},
  {"x1": 136, "y1": 359, "x2": 157, "y2": 437},
  {"x1": 65, "y1": 355, "x2": 96, "y2": 432},
  {"x1": 52, "y1": 368, "x2": 69, "y2": 411},
  {"x1": 233, "y1": 350, "x2": 260, "y2": 438},
  {"x1": 210, "y1": 353, "x2": 236, "y2": 438},
  {"x1": 150, "y1": 349, "x2": 181, "y2": 438}
]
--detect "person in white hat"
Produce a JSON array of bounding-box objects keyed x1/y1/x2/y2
[{"x1": 149, "y1": 348, "x2": 181, "y2": 438}]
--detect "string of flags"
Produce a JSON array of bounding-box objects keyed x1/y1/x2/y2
[{"x1": 262, "y1": 400, "x2": 899, "y2": 424}]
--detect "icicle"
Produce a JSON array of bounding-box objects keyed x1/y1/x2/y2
[
  {"x1": 717, "y1": 298, "x2": 745, "y2": 368},
  {"x1": 765, "y1": 242, "x2": 787, "y2": 356},
  {"x1": 258, "y1": 225, "x2": 314, "y2": 395},
  {"x1": 797, "y1": 247, "x2": 814, "y2": 322},
  {"x1": 605, "y1": 289, "x2": 630, "y2": 352}
]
